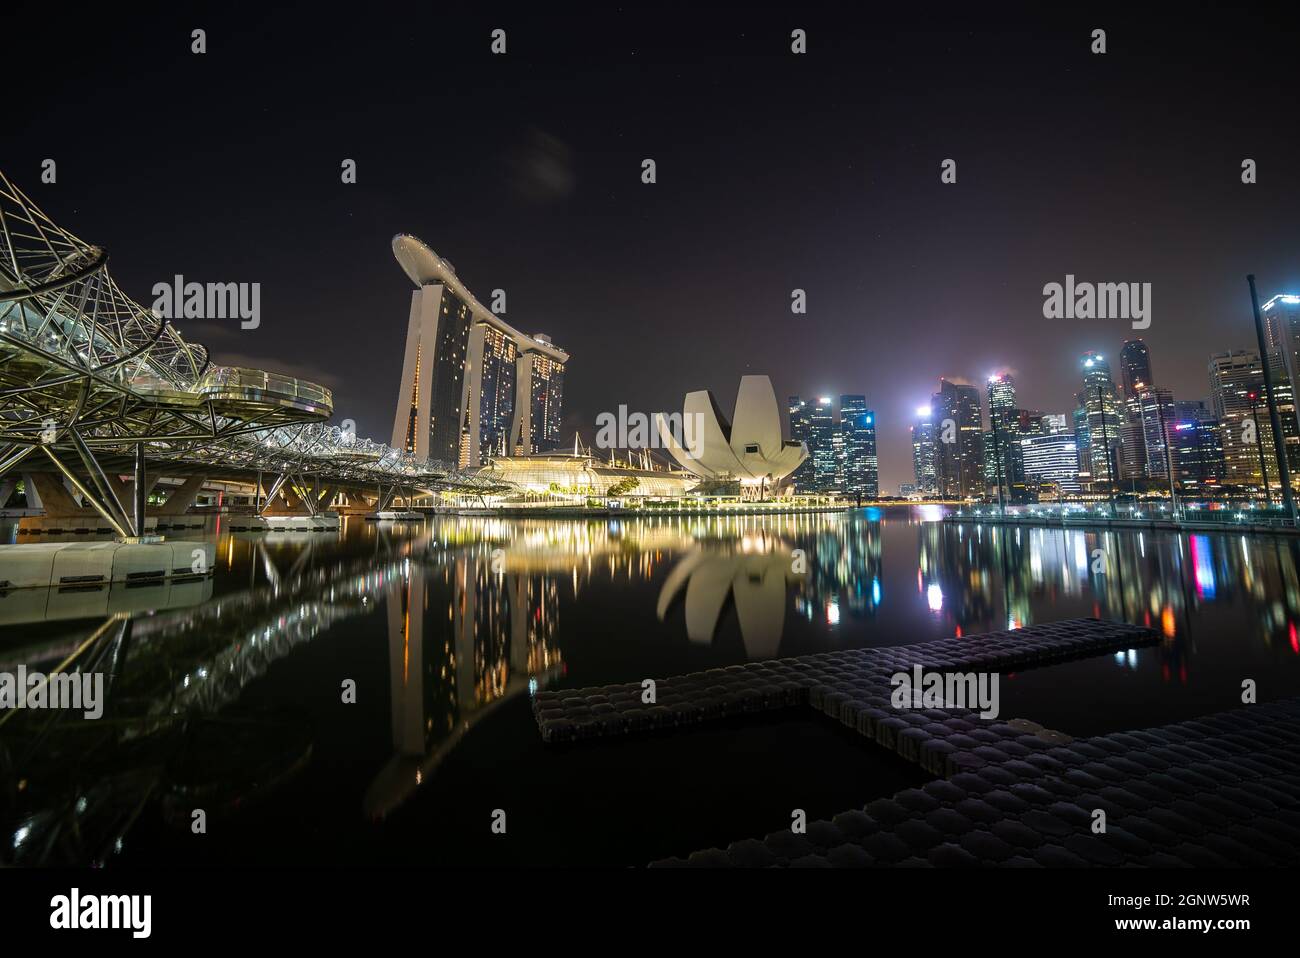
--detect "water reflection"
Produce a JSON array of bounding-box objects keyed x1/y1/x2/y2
[
  {"x1": 657, "y1": 530, "x2": 805, "y2": 659},
  {"x1": 922, "y1": 519, "x2": 1300, "y2": 679},
  {"x1": 4, "y1": 506, "x2": 1300, "y2": 865}
]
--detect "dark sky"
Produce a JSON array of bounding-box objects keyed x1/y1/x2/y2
[{"x1": 10, "y1": 2, "x2": 1300, "y2": 491}]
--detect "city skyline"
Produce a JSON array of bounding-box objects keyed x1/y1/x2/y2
[
  {"x1": 7, "y1": 0, "x2": 1300, "y2": 908},
  {"x1": 9, "y1": 8, "x2": 1300, "y2": 497}
]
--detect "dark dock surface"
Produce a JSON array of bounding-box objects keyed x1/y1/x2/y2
[{"x1": 532, "y1": 618, "x2": 1300, "y2": 866}]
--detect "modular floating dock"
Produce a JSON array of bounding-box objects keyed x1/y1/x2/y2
[{"x1": 533, "y1": 618, "x2": 1300, "y2": 867}]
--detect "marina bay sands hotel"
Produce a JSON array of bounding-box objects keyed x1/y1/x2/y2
[{"x1": 389, "y1": 235, "x2": 568, "y2": 467}]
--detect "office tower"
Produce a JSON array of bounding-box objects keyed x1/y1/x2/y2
[
  {"x1": 1071, "y1": 404, "x2": 1091, "y2": 478},
  {"x1": 1175, "y1": 398, "x2": 1213, "y2": 420},
  {"x1": 1136, "y1": 386, "x2": 1176, "y2": 483},
  {"x1": 788, "y1": 397, "x2": 816, "y2": 489},
  {"x1": 1120, "y1": 339, "x2": 1153, "y2": 397},
  {"x1": 1005, "y1": 409, "x2": 1046, "y2": 499},
  {"x1": 899, "y1": 482, "x2": 917, "y2": 497},
  {"x1": 839, "y1": 395, "x2": 878, "y2": 499},
  {"x1": 932, "y1": 378, "x2": 983, "y2": 498},
  {"x1": 391, "y1": 235, "x2": 569, "y2": 465},
  {"x1": 1259, "y1": 293, "x2": 1300, "y2": 476},
  {"x1": 810, "y1": 396, "x2": 838, "y2": 492},
  {"x1": 1171, "y1": 400, "x2": 1225, "y2": 490},
  {"x1": 1116, "y1": 340, "x2": 1153, "y2": 479},
  {"x1": 1020, "y1": 433, "x2": 1081, "y2": 496},
  {"x1": 1078, "y1": 352, "x2": 1123, "y2": 489},
  {"x1": 986, "y1": 374, "x2": 1016, "y2": 427},
  {"x1": 1209, "y1": 350, "x2": 1279, "y2": 489},
  {"x1": 1118, "y1": 415, "x2": 1147, "y2": 481},
  {"x1": 1041, "y1": 413, "x2": 1069, "y2": 434},
  {"x1": 984, "y1": 374, "x2": 1016, "y2": 498},
  {"x1": 912, "y1": 405, "x2": 938, "y2": 495},
  {"x1": 982, "y1": 430, "x2": 999, "y2": 493}
]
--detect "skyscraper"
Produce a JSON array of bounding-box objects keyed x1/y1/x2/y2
[
  {"x1": 1071, "y1": 404, "x2": 1091, "y2": 480},
  {"x1": 1258, "y1": 293, "x2": 1300, "y2": 478},
  {"x1": 986, "y1": 374, "x2": 1016, "y2": 428},
  {"x1": 393, "y1": 277, "x2": 473, "y2": 463},
  {"x1": 514, "y1": 337, "x2": 566, "y2": 455},
  {"x1": 933, "y1": 378, "x2": 983, "y2": 498},
  {"x1": 1171, "y1": 400, "x2": 1225, "y2": 490},
  {"x1": 911, "y1": 405, "x2": 937, "y2": 495},
  {"x1": 1078, "y1": 352, "x2": 1123, "y2": 489},
  {"x1": 1136, "y1": 386, "x2": 1176, "y2": 484},
  {"x1": 1119, "y1": 339, "x2": 1153, "y2": 397},
  {"x1": 788, "y1": 397, "x2": 815, "y2": 490},
  {"x1": 1041, "y1": 413, "x2": 1069, "y2": 434},
  {"x1": 839, "y1": 395, "x2": 878, "y2": 499},
  {"x1": 1020, "y1": 433, "x2": 1081, "y2": 496},
  {"x1": 390, "y1": 236, "x2": 569, "y2": 465},
  {"x1": 1116, "y1": 342, "x2": 1152, "y2": 482},
  {"x1": 983, "y1": 374, "x2": 1041, "y2": 501},
  {"x1": 810, "y1": 396, "x2": 838, "y2": 492},
  {"x1": 462, "y1": 324, "x2": 517, "y2": 466},
  {"x1": 1209, "y1": 350, "x2": 1279, "y2": 490}
]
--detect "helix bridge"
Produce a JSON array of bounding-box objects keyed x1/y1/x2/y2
[{"x1": 0, "y1": 169, "x2": 508, "y2": 538}]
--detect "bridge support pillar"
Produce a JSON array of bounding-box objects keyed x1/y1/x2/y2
[
  {"x1": 25, "y1": 471, "x2": 94, "y2": 517},
  {"x1": 156, "y1": 475, "x2": 208, "y2": 516}
]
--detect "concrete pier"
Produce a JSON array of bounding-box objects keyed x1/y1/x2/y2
[
  {"x1": 0, "y1": 541, "x2": 216, "y2": 590},
  {"x1": 224, "y1": 513, "x2": 341, "y2": 533}
]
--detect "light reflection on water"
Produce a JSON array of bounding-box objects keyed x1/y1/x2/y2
[{"x1": 3, "y1": 505, "x2": 1300, "y2": 864}]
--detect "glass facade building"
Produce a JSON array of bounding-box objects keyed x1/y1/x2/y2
[{"x1": 838, "y1": 395, "x2": 878, "y2": 499}]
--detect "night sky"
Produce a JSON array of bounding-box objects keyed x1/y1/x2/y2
[{"x1": 10, "y1": 3, "x2": 1300, "y2": 491}]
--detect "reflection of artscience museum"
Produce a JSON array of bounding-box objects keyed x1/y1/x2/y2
[
  {"x1": 656, "y1": 534, "x2": 805, "y2": 659},
  {"x1": 656, "y1": 376, "x2": 808, "y2": 498}
]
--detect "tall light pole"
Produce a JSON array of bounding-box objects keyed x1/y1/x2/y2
[{"x1": 1248, "y1": 274, "x2": 1296, "y2": 519}]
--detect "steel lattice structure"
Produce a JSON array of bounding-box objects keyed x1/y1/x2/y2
[{"x1": 0, "y1": 169, "x2": 508, "y2": 533}]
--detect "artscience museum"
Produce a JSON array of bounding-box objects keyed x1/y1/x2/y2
[{"x1": 657, "y1": 375, "x2": 809, "y2": 498}]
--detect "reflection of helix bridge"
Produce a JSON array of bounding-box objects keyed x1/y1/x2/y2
[
  {"x1": 1, "y1": 536, "x2": 557, "y2": 865},
  {"x1": 0, "y1": 549, "x2": 394, "y2": 865},
  {"x1": 0, "y1": 170, "x2": 506, "y2": 538}
]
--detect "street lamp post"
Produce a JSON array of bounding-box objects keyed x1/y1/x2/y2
[{"x1": 1248, "y1": 274, "x2": 1296, "y2": 520}]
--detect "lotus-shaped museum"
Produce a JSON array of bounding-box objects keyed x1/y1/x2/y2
[{"x1": 656, "y1": 375, "x2": 807, "y2": 492}]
